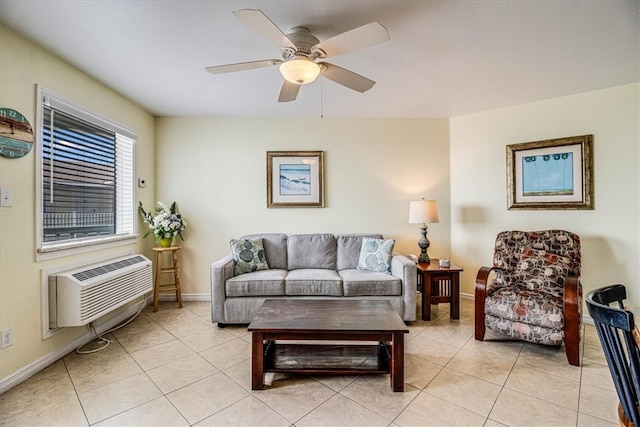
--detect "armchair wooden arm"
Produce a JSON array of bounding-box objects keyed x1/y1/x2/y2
[
  {"x1": 563, "y1": 275, "x2": 582, "y2": 366},
  {"x1": 475, "y1": 266, "x2": 502, "y2": 341}
]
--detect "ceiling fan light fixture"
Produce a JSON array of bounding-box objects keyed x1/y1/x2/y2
[{"x1": 279, "y1": 58, "x2": 320, "y2": 85}]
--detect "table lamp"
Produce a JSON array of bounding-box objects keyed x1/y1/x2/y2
[{"x1": 409, "y1": 199, "x2": 439, "y2": 263}]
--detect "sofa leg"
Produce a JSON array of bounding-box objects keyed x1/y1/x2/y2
[{"x1": 217, "y1": 323, "x2": 227, "y2": 328}]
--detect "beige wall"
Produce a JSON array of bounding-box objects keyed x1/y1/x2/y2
[
  {"x1": 154, "y1": 117, "x2": 451, "y2": 296},
  {"x1": 0, "y1": 25, "x2": 156, "y2": 379},
  {"x1": 450, "y1": 83, "x2": 640, "y2": 305},
  {"x1": 2, "y1": 20, "x2": 638, "y2": 388}
]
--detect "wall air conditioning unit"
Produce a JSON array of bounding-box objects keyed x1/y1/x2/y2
[{"x1": 49, "y1": 254, "x2": 152, "y2": 328}]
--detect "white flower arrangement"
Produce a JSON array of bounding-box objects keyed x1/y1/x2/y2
[{"x1": 139, "y1": 201, "x2": 187, "y2": 241}]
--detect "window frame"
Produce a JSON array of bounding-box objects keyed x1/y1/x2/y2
[{"x1": 35, "y1": 86, "x2": 138, "y2": 260}]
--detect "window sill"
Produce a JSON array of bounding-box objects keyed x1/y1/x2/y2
[{"x1": 36, "y1": 235, "x2": 139, "y2": 261}]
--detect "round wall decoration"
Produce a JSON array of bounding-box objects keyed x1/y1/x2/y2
[{"x1": 0, "y1": 108, "x2": 34, "y2": 158}]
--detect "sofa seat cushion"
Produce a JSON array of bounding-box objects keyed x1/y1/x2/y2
[
  {"x1": 225, "y1": 269, "x2": 287, "y2": 297},
  {"x1": 285, "y1": 269, "x2": 343, "y2": 296},
  {"x1": 340, "y1": 269, "x2": 402, "y2": 296},
  {"x1": 485, "y1": 286, "x2": 564, "y2": 329}
]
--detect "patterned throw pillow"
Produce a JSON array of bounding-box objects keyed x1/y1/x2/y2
[
  {"x1": 230, "y1": 238, "x2": 269, "y2": 275},
  {"x1": 356, "y1": 238, "x2": 395, "y2": 274},
  {"x1": 516, "y1": 247, "x2": 573, "y2": 296}
]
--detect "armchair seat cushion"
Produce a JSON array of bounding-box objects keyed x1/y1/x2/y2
[
  {"x1": 485, "y1": 286, "x2": 564, "y2": 329},
  {"x1": 484, "y1": 317, "x2": 564, "y2": 346}
]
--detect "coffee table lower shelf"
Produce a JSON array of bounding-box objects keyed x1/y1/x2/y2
[{"x1": 264, "y1": 342, "x2": 391, "y2": 374}]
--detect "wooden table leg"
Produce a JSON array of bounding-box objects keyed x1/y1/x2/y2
[
  {"x1": 451, "y1": 273, "x2": 460, "y2": 319},
  {"x1": 172, "y1": 250, "x2": 183, "y2": 308},
  {"x1": 153, "y1": 251, "x2": 162, "y2": 312},
  {"x1": 422, "y1": 271, "x2": 431, "y2": 321},
  {"x1": 251, "y1": 332, "x2": 265, "y2": 390},
  {"x1": 390, "y1": 332, "x2": 404, "y2": 392}
]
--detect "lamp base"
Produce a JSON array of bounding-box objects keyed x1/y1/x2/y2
[
  {"x1": 418, "y1": 252, "x2": 431, "y2": 263},
  {"x1": 417, "y1": 225, "x2": 431, "y2": 264}
]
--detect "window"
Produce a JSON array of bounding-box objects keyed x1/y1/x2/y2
[{"x1": 36, "y1": 87, "x2": 136, "y2": 256}]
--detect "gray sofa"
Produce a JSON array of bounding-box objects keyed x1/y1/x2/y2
[{"x1": 210, "y1": 233, "x2": 417, "y2": 325}]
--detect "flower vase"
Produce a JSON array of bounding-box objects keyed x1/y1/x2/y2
[{"x1": 159, "y1": 237, "x2": 173, "y2": 248}]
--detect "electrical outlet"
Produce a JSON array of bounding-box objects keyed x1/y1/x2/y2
[{"x1": 1, "y1": 328, "x2": 14, "y2": 349}]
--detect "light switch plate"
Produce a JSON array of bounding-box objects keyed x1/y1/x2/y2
[{"x1": 0, "y1": 188, "x2": 11, "y2": 207}]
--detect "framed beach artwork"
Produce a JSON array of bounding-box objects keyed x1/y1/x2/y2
[
  {"x1": 267, "y1": 151, "x2": 324, "y2": 208},
  {"x1": 507, "y1": 135, "x2": 593, "y2": 210}
]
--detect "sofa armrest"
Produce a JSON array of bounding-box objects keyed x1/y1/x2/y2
[
  {"x1": 210, "y1": 254, "x2": 234, "y2": 323},
  {"x1": 475, "y1": 266, "x2": 501, "y2": 340},
  {"x1": 391, "y1": 254, "x2": 417, "y2": 321},
  {"x1": 563, "y1": 275, "x2": 582, "y2": 366}
]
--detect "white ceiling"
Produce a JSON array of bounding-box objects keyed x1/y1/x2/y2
[{"x1": 1, "y1": 0, "x2": 638, "y2": 118}]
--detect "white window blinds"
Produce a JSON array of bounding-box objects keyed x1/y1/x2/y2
[{"x1": 37, "y1": 87, "x2": 136, "y2": 254}]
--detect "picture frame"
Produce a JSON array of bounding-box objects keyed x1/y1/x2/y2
[
  {"x1": 507, "y1": 135, "x2": 593, "y2": 210},
  {"x1": 267, "y1": 151, "x2": 324, "y2": 208}
]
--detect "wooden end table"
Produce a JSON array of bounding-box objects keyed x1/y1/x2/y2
[
  {"x1": 248, "y1": 299, "x2": 409, "y2": 392},
  {"x1": 417, "y1": 260, "x2": 463, "y2": 321}
]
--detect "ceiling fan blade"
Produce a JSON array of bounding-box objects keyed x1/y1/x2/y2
[
  {"x1": 205, "y1": 59, "x2": 282, "y2": 74},
  {"x1": 318, "y1": 62, "x2": 375, "y2": 93},
  {"x1": 278, "y1": 80, "x2": 300, "y2": 102},
  {"x1": 234, "y1": 9, "x2": 296, "y2": 49},
  {"x1": 312, "y1": 22, "x2": 389, "y2": 58}
]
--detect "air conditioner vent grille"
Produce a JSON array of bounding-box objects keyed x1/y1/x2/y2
[
  {"x1": 72, "y1": 255, "x2": 147, "y2": 282},
  {"x1": 49, "y1": 254, "x2": 153, "y2": 327},
  {"x1": 79, "y1": 267, "x2": 152, "y2": 322}
]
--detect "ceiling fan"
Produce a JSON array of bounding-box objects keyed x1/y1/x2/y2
[{"x1": 205, "y1": 9, "x2": 390, "y2": 102}]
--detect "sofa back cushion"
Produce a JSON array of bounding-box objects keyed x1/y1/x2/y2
[
  {"x1": 287, "y1": 233, "x2": 337, "y2": 270},
  {"x1": 337, "y1": 234, "x2": 383, "y2": 271},
  {"x1": 240, "y1": 233, "x2": 288, "y2": 270}
]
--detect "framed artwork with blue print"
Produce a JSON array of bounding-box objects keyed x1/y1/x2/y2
[
  {"x1": 267, "y1": 151, "x2": 324, "y2": 208},
  {"x1": 507, "y1": 135, "x2": 593, "y2": 210}
]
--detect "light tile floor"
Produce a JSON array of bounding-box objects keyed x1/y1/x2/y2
[{"x1": 0, "y1": 298, "x2": 620, "y2": 426}]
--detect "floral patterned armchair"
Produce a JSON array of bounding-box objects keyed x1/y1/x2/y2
[{"x1": 475, "y1": 230, "x2": 582, "y2": 366}]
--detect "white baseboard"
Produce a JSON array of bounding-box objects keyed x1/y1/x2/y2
[
  {"x1": 157, "y1": 293, "x2": 211, "y2": 302},
  {"x1": 0, "y1": 296, "x2": 151, "y2": 395}
]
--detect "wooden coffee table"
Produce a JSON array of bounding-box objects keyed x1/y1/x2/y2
[{"x1": 248, "y1": 299, "x2": 409, "y2": 392}]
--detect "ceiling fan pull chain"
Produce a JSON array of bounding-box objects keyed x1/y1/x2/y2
[{"x1": 320, "y1": 78, "x2": 324, "y2": 119}]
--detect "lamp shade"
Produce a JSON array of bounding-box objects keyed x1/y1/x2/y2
[
  {"x1": 279, "y1": 58, "x2": 321, "y2": 85},
  {"x1": 409, "y1": 199, "x2": 439, "y2": 224}
]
